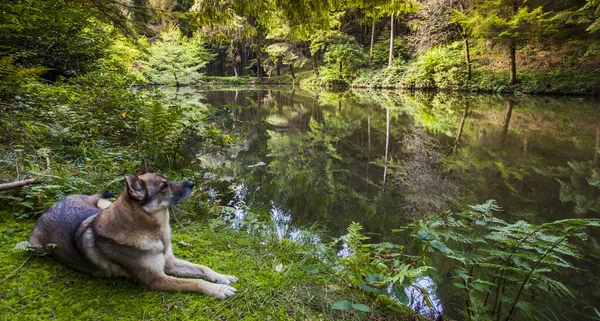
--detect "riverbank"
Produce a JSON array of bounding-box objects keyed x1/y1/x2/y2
[
  {"x1": 0, "y1": 212, "x2": 419, "y2": 320},
  {"x1": 351, "y1": 67, "x2": 600, "y2": 95},
  {"x1": 206, "y1": 66, "x2": 600, "y2": 96}
]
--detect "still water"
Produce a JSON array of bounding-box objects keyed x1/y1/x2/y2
[{"x1": 169, "y1": 87, "x2": 600, "y2": 319}]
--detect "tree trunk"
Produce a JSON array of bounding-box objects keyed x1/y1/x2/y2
[
  {"x1": 233, "y1": 62, "x2": 238, "y2": 79},
  {"x1": 257, "y1": 55, "x2": 262, "y2": 80},
  {"x1": 370, "y1": 18, "x2": 376, "y2": 61},
  {"x1": 289, "y1": 64, "x2": 295, "y2": 82},
  {"x1": 500, "y1": 99, "x2": 514, "y2": 149},
  {"x1": 388, "y1": 13, "x2": 395, "y2": 68},
  {"x1": 276, "y1": 57, "x2": 281, "y2": 76},
  {"x1": 383, "y1": 107, "x2": 390, "y2": 185},
  {"x1": 455, "y1": 101, "x2": 469, "y2": 145},
  {"x1": 338, "y1": 60, "x2": 342, "y2": 73},
  {"x1": 509, "y1": 0, "x2": 518, "y2": 85},
  {"x1": 0, "y1": 178, "x2": 37, "y2": 191},
  {"x1": 367, "y1": 109, "x2": 371, "y2": 176},
  {"x1": 240, "y1": 44, "x2": 246, "y2": 76},
  {"x1": 595, "y1": 126, "x2": 600, "y2": 168},
  {"x1": 464, "y1": 38, "x2": 472, "y2": 80},
  {"x1": 509, "y1": 39, "x2": 517, "y2": 85},
  {"x1": 313, "y1": 51, "x2": 319, "y2": 76}
]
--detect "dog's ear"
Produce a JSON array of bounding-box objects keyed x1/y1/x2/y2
[
  {"x1": 125, "y1": 174, "x2": 146, "y2": 201},
  {"x1": 136, "y1": 159, "x2": 149, "y2": 176}
]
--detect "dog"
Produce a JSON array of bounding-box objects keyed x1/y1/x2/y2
[{"x1": 28, "y1": 160, "x2": 238, "y2": 299}]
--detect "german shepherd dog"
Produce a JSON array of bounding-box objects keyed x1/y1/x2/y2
[{"x1": 28, "y1": 161, "x2": 238, "y2": 299}]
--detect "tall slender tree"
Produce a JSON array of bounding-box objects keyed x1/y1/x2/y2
[{"x1": 467, "y1": 0, "x2": 551, "y2": 85}]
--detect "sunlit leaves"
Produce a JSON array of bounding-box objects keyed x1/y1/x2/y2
[{"x1": 142, "y1": 24, "x2": 214, "y2": 85}]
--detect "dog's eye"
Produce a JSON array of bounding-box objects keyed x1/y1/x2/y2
[{"x1": 160, "y1": 182, "x2": 168, "y2": 191}]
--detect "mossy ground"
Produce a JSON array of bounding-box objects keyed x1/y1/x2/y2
[{"x1": 0, "y1": 212, "x2": 418, "y2": 321}]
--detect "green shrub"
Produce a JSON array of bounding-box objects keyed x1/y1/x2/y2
[
  {"x1": 142, "y1": 24, "x2": 214, "y2": 85},
  {"x1": 401, "y1": 43, "x2": 466, "y2": 89}
]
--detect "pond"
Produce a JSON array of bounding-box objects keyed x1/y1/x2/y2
[{"x1": 166, "y1": 86, "x2": 600, "y2": 319}]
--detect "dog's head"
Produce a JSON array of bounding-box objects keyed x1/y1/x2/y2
[{"x1": 124, "y1": 160, "x2": 194, "y2": 213}]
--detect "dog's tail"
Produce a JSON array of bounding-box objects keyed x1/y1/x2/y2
[{"x1": 95, "y1": 191, "x2": 115, "y2": 210}]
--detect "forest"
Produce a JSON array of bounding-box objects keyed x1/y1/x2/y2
[
  {"x1": 1, "y1": 0, "x2": 600, "y2": 92},
  {"x1": 1, "y1": 0, "x2": 600, "y2": 320}
]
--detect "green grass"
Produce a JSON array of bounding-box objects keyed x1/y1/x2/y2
[{"x1": 0, "y1": 213, "x2": 419, "y2": 320}]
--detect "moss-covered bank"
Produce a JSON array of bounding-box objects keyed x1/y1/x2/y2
[{"x1": 0, "y1": 213, "x2": 419, "y2": 320}]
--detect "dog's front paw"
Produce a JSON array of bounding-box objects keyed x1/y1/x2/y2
[
  {"x1": 210, "y1": 284, "x2": 237, "y2": 300},
  {"x1": 213, "y1": 273, "x2": 238, "y2": 285}
]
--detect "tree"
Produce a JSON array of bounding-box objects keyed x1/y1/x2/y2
[
  {"x1": 143, "y1": 24, "x2": 214, "y2": 85},
  {"x1": 452, "y1": 0, "x2": 474, "y2": 80},
  {"x1": 381, "y1": 0, "x2": 417, "y2": 68},
  {"x1": 580, "y1": 0, "x2": 600, "y2": 33},
  {"x1": 264, "y1": 43, "x2": 301, "y2": 80},
  {"x1": 318, "y1": 34, "x2": 366, "y2": 85},
  {"x1": 0, "y1": 0, "x2": 122, "y2": 79},
  {"x1": 467, "y1": 0, "x2": 551, "y2": 85}
]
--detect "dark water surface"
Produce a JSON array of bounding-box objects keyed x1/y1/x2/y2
[{"x1": 170, "y1": 87, "x2": 600, "y2": 319}]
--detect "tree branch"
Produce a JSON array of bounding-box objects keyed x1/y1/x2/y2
[{"x1": 0, "y1": 178, "x2": 38, "y2": 191}]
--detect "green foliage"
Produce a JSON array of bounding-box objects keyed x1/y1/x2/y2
[
  {"x1": 353, "y1": 55, "x2": 600, "y2": 94},
  {"x1": 0, "y1": 0, "x2": 119, "y2": 78},
  {"x1": 464, "y1": 3, "x2": 551, "y2": 43},
  {"x1": 142, "y1": 24, "x2": 214, "y2": 85},
  {"x1": 354, "y1": 44, "x2": 465, "y2": 89},
  {"x1": 537, "y1": 161, "x2": 600, "y2": 215},
  {"x1": 323, "y1": 39, "x2": 366, "y2": 72},
  {"x1": 332, "y1": 299, "x2": 372, "y2": 312},
  {"x1": 580, "y1": 0, "x2": 600, "y2": 33},
  {"x1": 309, "y1": 33, "x2": 366, "y2": 86},
  {"x1": 0, "y1": 73, "x2": 235, "y2": 214},
  {"x1": 0, "y1": 57, "x2": 48, "y2": 84},
  {"x1": 334, "y1": 222, "x2": 437, "y2": 313},
  {"x1": 371, "y1": 31, "x2": 411, "y2": 67},
  {"x1": 396, "y1": 200, "x2": 600, "y2": 320},
  {"x1": 401, "y1": 43, "x2": 466, "y2": 89},
  {"x1": 95, "y1": 38, "x2": 148, "y2": 84}
]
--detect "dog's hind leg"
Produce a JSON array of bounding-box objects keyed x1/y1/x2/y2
[
  {"x1": 165, "y1": 257, "x2": 238, "y2": 285},
  {"x1": 142, "y1": 270, "x2": 237, "y2": 299}
]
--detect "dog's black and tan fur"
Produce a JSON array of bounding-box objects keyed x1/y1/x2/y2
[{"x1": 29, "y1": 161, "x2": 237, "y2": 299}]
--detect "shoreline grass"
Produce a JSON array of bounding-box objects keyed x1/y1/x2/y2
[{"x1": 0, "y1": 212, "x2": 421, "y2": 321}]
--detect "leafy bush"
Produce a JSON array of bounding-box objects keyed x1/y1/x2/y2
[
  {"x1": 142, "y1": 24, "x2": 214, "y2": 85},
  {"x1": 314, "y1": 34, "x2": 366, "y2": 87},
  {"x1": 353, "y1": 43, "x2": 465, "y2": 89},
  {"x1": 396, "y1": 200, "x2": 600, "y2": 320},
  {"x1": 0, "y1": 0, "x2": 114, "y2": 79},
  {"x1": 334, "y1": 222, "x2": 439, "y2": 317},
  {"x1": 331, "y1": 201, "x2": 600, "y2": 320},
  {"x1": 401, "y1": 43, "x2": 466, "y2": 89}
]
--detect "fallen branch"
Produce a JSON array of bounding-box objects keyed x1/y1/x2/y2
[
  {"x1": 0, "y1": 157, "x2": 50, "y2": 191},
  {"x1": 0, "y1": 178, "x2": 37, "y2": 191}
]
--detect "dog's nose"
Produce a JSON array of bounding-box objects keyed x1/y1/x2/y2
[{"x1": 184, "y1": 181, "x2": 194, "y2": 188}]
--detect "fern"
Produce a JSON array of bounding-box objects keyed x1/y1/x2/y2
[
  {"x1": 0, "y1": 56, "x2": 48, "y2": 83},
  {"x1": 13, "y1": 240, "x2": 32, "y2": 251},
  {"x1": 391, "y1": 200, "x2": 600, "y2": 321}
]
